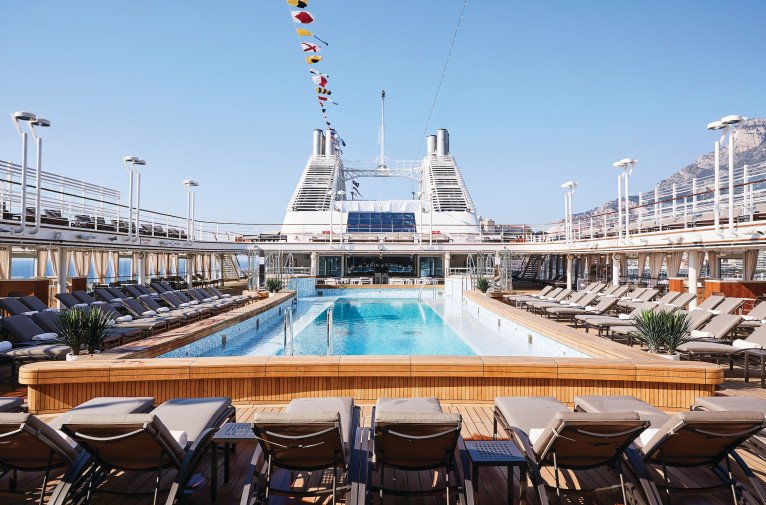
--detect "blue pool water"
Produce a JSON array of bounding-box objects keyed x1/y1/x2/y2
[{"x1": 160, "y1": 295, "x2": 591, "y2": 358}]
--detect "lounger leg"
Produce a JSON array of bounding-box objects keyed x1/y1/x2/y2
[
  {"x1": 660, "y1": 449, "x2": 671, "y2": 505},
  {"x1": 38, "y1": 451, "x2": 54, "y2": 505},
  {"x1": 332, "y1": 465, "x2": 337, "y2": 505},
  {"x1": 618, "y1": 462, "x2": 627, "y2": 505},
  {"x1": 445, "y1": 456, "x2": 451, "y2": 505},
  {"x1": 9, "y1": 468, "x2": 16, "y2": 492},
  {"x1": 553, "y1": 452, "x2": 561, "y2": 505},
  {"x1": 153, "y1": 453, "x2": 164, "y2": 505}
]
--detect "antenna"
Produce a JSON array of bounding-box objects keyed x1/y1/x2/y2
[{"x1": 378, "y1": 89, "x2": 387, "y2": 171}]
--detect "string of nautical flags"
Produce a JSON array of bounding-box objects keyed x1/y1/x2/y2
[{"x1": 287, "y1": 0, "x2": 345, "y2": 150}]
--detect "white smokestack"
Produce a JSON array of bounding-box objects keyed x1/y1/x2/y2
[
  {"x1": 426, "y1": 135, "x2": 437, "y2": 156},
  {"x1": 436, "y1": 129, "x2": 449, "y2": 156},
  {"x1": 312, "y1": 129, "x2": 323, "y2": 156},
  {"x1": 325, "y1": 129, "x2": 335, "y2": 156}
]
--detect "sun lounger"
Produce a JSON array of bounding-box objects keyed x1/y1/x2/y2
[
  {"x1": 523, "y1": 289, "x2": 581, "y2": 312},
  {"x1": 137, "y1": 295, "x2": 200, "y2": 323},
  {"x1": 0, "y1": 297, "x2": 39, "y2": 316},
  {"x1": 545, "y1": 295, "x2": 620, "y2": 322},
  {"x1": 677, "y1": 318, "x2": 766, "y2": 364},
  {"x1": 54, "y1": 293, "x2": 88, "y2": 309},
  {"x1": 173, "y1": 290, "x2": 224, "y2": 314},
  {"x1": 505, "y1": 285, "x2": 554, "y2": 302},
  {"x1": 0, "y1": 396, "x2": 154, "y2": 504},
  {"x1": 513, "y1": 288, "x2": 568, "y2": 308},
  {"x1": 662, "y1": 291, "x2": 697, "y2": 310},
  {"x1": 689, "y1": 294, "x2": 725, "y2": 312},
  {"x1": 738, "y1": 301, "x2": 766, "y2": 331},
  {"x1": 575, "y1": 395, "x2": 766, "y2": 504},
  {"x1": 617, "y1": 288, "x2": 660, "y2": 310},
  {"x1": 708, "y1": 297, "x2": 745, "y2": 315},
  {"x1": 187, "y1": 288, "x2": 234, "y2": 310},
  {"x1": 245, "y1": 397, "x2": 359, "y2": 505},
  {"x1": 0, "y1": 397, "x2": 23, "y2": 412},
  {"x1": 574, "y1": 301, "x2": 658, "y2": 335},
  {"x1": 694, "y1": 396, "x2": 766, "y2": 463},
  {"x1": 54, "y1": 397, "x2": 234, "y2": 504},
  {"x1": 30, "y1": 310, "x2": 128, "y2": 348},
  {"x1": 19, "y1": 295, "x2": 56, "y2": 313},
  {"x1": 206, "y1": 285, "x2": 249, "y2": 305},
  {"x1": 371, "y1": 397, "x2": 465, "y2": 504},
  {"x1": 610, "y1": 308, "x2": 714, "y2": 345},
  {"x1": 531, "y1": 291, "x2": 599, "y2": 315},
  {"x1": 160, "y1": 291, "x2": 212, "y2": 318},
  {"x1": 599, "y1": 285, "x2": 631, "y2": 299},
  {"x1": 71, "y1": 291, "x2": 98, "y2": 305},
  {"x1": 89, "y1": 301, "x2": 164, "y2": 336},
  {"x1": 675, "y1": 313, "x2": 743, "y2": 354},
  {"x1": 494, "y1": 396, "x2": 652, "y2": 505},
  {"x1": 119, "y1": 298, "x2": 181, "y2": 329}
]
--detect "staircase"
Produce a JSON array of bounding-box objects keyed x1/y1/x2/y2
[
  {"x1": 222, "y1": 255, "x2": 243, "y2": 281},
  {"x1": 517, "y1": 255, "x2": 542, "y2": 281}
]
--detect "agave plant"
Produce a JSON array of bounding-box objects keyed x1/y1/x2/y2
[
  {"x1": 476, "y1": 276, "x2": 490, "y2": 293},
  {"x1": 629, "y1": 310, "x2": 692, "y2": 355},
  {"x1": 56, "y1": 306, "x2": 114, "y2": 356}
]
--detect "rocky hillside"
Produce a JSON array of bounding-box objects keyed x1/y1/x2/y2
[{"x1": 574, "y1": 118, "x2": 766, "y2": 219}]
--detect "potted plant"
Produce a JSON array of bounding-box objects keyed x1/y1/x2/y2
[
  {"x1": 629, "y1": 310, "x2": 692, "y2": 360},
  {"x1": 476, "y1": 276, "x2": 490, "y2": 293},
  {"x1": 266, "y1": 278, "x2": 283, "y2": 295},
  {"x1": 56, "y1": 308, "x2": 87, "y2": 360},
  {"x1": 56, "y1": 307, "x2": 114, "y2": 360}
]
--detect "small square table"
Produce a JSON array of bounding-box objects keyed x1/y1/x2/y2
[
  {"x1": 744, "y1": 349, "x2": 766, "y2": 388},
  {"x1": 210, "y1": 423, "x2": 258, "y2": 501},
  {"x1": 462, "y1": 440, "x2": 527, "y2": 505}
]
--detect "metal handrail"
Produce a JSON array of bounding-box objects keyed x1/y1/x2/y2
[
  {"x1": 326, "y1": 307, "x2": 333, "y2": 356},
  {"x1": 283, "y1": 307, "x2": 294, "y2": 356}
]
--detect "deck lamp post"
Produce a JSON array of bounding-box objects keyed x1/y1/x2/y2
[
  {"x1": 428, "y1": 190, "x2": 434, "y2": 247},
  {"x1": 337, "y1": 190, "x2": 346, "y2": 245},
  {"x1": 27, "y1": 117, "x2": 50, "y2": 235},
  {"x1": 122, "y1": 156, "x2": 146, "y2": 242},
  {"x1": 11, "y1": 111, "x2": 37, "y2": 234},
  {"x1": 707, "y1": 115, "x2": 744, "y2": 234},
  {"x1": 416, "y1": 191, "x2": 424, "y2": 244},
  {"x1": 613, "y1": 158, "x2": 637, "y2": 241},
  {"x1": 560, "y1": 181, "x2": 577, "y2": 244},
  {"x1": 182, "y1": 180, "x2": 199, "y2": 243},
  {"x1": 327, "y1": 189, "x2": 335, "y2": 245}
]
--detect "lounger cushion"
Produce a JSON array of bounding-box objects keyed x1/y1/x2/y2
[
  {"x1": 0, "y1": 412, "x2": 80, "y2": 463},
  {"x1": 152, "y1": 397, "x2": 231, "y2": 445},
  {"x1": 694, "y1": 396, "x2": 766, "y2": 416},
  {"x1": 0, "y1": 397, "x2": 23, "y2": 413},
  {"x1": 5, "y1": 344, "x2": 70, "y2": 360},
  {"x1": 677, "y1": 341, "x2": 737, "y2": 354},
  {"x1": 376, "y1": 397, "x2": 442, "y2": 414},
  {"x1": 531, "y1": 411, "x2": 643, "y2": 458},
  {"x1": 574, "y1": 395, "x2": 670, "y2": 440},
  {"x1": 285, "y1": 396, "x2": 354, "y2": 451},
  {"x1": 495, "y1": 396, "x2": 569, "y2": 435},
  {"x1": 640, "y1": 410, "x2": 766, "y2": 460},
  {"x1": 49, "y1": 396, "x2": 155, "y2": 430}
]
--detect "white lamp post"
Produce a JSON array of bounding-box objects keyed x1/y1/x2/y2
[
  {"x1": 337, "y1": 189, "x2": 346, "y2": 244},
  {"x1": 428, "y1": 190, "x2": 434, "y2": 247},
  {"x1": 327, "y1": 189, "x2": 335, "y2": 245},
  {"x1": 11, "y1": 112, "x2": 36, "y2": 234},
  {"x1": 28, "y1": 117, "x2": 51, "y2": 235},
  {"x1": 707, "y1": 114, "x2": 744, "y2": 234},
  {"x1": 560, "y1": 181, "x2": 577, "y2": 243},
  {"x1": 416, "y1": 190, "x2": 424, "y2": 244},
  {"x1": 122, "y1": 156, "x2": 146, "y2": 242},
  {"x1": 182, "y1": 179, "x2": 199, "y2": 243},
  {"x1": 613, "y1": 158, "x2": 637, "y2": 240}
]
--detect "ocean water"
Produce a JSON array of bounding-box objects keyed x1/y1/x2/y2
[{"x1": 10, "y1": 257, "x2": 188, "y2": 281}]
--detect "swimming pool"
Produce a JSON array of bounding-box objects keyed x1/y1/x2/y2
[{"x1": 160, "y1": 294, "x2": 590, "y2": 358}]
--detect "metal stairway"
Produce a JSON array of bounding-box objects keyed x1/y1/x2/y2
[{"x1": 517, "y1": 255, "x2": 542, "y2": 281}]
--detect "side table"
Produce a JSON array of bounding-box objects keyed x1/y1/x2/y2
[
  {"x1": 210, "y1": 422, "x2": 258, "y2": 501},
  {"x1": 744, "y1": 349, "x2": 766, "y2": 388},
  {"x1": 463, "y1": 440, "x2": 527, "y2": 505}
]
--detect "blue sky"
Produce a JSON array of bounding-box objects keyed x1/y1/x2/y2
[{"x1": 1, "y1": 1, "x2": 764, "y2": 228}]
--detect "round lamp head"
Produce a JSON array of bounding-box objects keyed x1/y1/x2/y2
[
  {"x1": 707, "y1": 120, "x2": 725, "y2": 131},
  {"x1": 123, "y1": 156, "x2": 139, "y2": 163},
  {"x1": 31, "y1": 118, "x2": 50, "y2": 127},
  {"x1": 12, "y1": 111, "x2": 36, "y2": 122},
  {"x1": 182, "y1": 179, "x2": 199, "y2": 187},
  {"x1": 135, "y1": 159, "x2": 147, "y2": 166},
  {"x1": 721, "y1": 114, "x2": 744, "y2": 125},
  {"x1": 612, "y1": 160, "x2": 627, "y2": 168},
  {"x1": 560, "y1": 181, "x2": 576, "y2": 190}
]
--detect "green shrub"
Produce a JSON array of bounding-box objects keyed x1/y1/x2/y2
[
  {"x1": 629, "y1": 310, "x2": 692, "y2": 354},
  {"x1": 476, "y1": 276, "x2": 490, "y2": 293},
  {"x1": 56, "y1": 307, "x2": 114, "y2": 355},
  {"x1": 266, "y1": 278, "x2": 283, "y2": 293}
]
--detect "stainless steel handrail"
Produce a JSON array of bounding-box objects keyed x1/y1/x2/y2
[{"x1": 327, "y1": 306, "x2": 333, "y2": 356}]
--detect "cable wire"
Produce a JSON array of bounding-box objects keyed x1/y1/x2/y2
[{"x1": 415, "y1": 0, "x2": 469, "y2": 158}]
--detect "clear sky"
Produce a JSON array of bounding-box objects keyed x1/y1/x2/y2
[{"x1": 1, "y1": 1, "x2": 764, "y2": 228}]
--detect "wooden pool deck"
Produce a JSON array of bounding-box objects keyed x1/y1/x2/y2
[{"x1": 3, "y1": 394, "x2": 766, "y2": 505}]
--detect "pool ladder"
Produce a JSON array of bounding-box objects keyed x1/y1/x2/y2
[
  {"x1": 283, "y1": 308, "x2": 294, "y2": 356},
  {"x1": 326, "y1": 307, "x2": 333, "y2": 356}
]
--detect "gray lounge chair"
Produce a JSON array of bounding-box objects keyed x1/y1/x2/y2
[
  {"x1": 574, "y1": 301, "x2": 658, "y2": 335},
  {"x1": 617, "y1": 289, "x2": 660, "y2": 311},
  {"x1": 689, "y1": 294, "x2": 725, "y2": 313},
  {"x1": 160, "y1": 291, "x2": 212, "y2": 318},
  {"x1": 245, "y1": 397, "x2": 360, "y2": 505},
  {"x1": 662, "y1": 291, "x2": 697, "y2": 310},
  {"x1": 738, "y1": 301, "x2": 766, "y2": 331},
  {"x1": 494, "y1": 396, "x2": 654, "y2": 505},
  {"x1": 0, "y1": 297, "x2": 38, "y2": 316},
  {"x1": 531, "y1": 291, "x2": 599, "y2": 315},
  {"x1": 575, "y1": 395, "x2": 766, "y2": 504},
  {"x1": 54, "y1": 397, "x2": 234, "y2": 505},
  {"x1": 505, "y1": 286, "x2": 554, "y2": 302},
  {"x1": 708, "y1": 297, "x2": 745, "y2": 315},
  {"x1": 371, "y1": 397, "x2": 465, "y2": 504},
  {"x1": 19, "y1": 295, "x2": 56, "y2": 313},
  {"x1": 514, "y1": 288, "x2": 569, "y2": 309},
  {"x1": 54, "y1": 293, "x2": 88, "y2": 309},
  {"x1": 0, "y1": 396, "x2": 154, "y2": 504},
  {"x1": 610, "y1": 308, "x2": 714, "y2": 343},
  {"x1": 676, "y1": 313, "x2": 743, "y2": 355},
  {"x1": 677, "y1": 319, "x2": 766, "y2": 365},
  {"x1": 544, "y1": 295, "x2": 619, "y2": 322},
  {"x1": 207, "y1": 285, "x2": 249, "y2": 305},
  {"x1": 119, "y1": 298, "x2": 182, "y2": 329},
  {"x1": 524, "y1": 290, "x2": 583, "y2": 312},
  {"x1": 137, "y1": 295, "x2": 201, "y2": 323}
]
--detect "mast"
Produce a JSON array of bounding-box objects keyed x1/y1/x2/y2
[{"x1": 378, "y1": 89, "x2": 387, "y2": 171}]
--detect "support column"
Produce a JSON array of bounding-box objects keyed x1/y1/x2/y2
[
  {"x1": 612, "y1": 254, "x2": 621, "y2": 286},
  {"x1": 566, "y1": 254, "x2": 573, "y2": 290},
  {"x1": 444, "y1": 252, "x2": 451, "y2": 276},
  {"x1": 137, "y1": 253, "x2": 146, "y2": 286},
  {"x1": 185, "y1": 254, "x2": 194, "y2": 287},
  {"x1": 688, "y1": 250, "x2": 699, "y2": 310},
  {"x1": 56, "y1": 247, "x2": 67, "y2": 309},
  {"x1": 310, "y1": 252, "x2": 318, "y2": 276}
]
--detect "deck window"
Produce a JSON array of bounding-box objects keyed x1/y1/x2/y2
[{"x1": 346, "y1": 212, "x2": 416, "y2": 233}]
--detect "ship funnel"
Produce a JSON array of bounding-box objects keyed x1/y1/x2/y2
[
  {"x1": 312, "y1": 129, "x2": 324, "y2": 156},
  {"x1": 325, "y1": 128, "x2": 335, "y2": 156},
  {"x1": 436, "y1": 129, "x2": 449, "y2": 156},
  {"x1": 426, "y1": 135, "x2": 437, "y2": 156}
]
